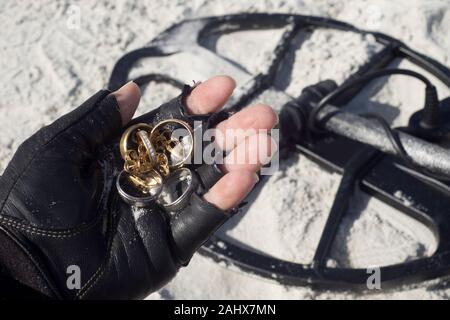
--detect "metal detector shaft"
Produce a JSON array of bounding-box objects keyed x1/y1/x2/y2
[{"x1": 315, "y1": 104, "x2": 450, "y2": 177}]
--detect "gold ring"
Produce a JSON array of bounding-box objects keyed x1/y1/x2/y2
[{"x1": 119, "y1": 123, "x2": 153, "y2": 160}]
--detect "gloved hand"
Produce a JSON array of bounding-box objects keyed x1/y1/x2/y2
[{"x1": 0, "y1": 76, "x2": 277, "y2": 299}]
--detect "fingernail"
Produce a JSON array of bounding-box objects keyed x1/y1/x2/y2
[
  {"x1": 111, "y1": 81, "x2": 141, "y2": 125},
  {"x1": 117, "y1": 81, "x2": 135, "y2": 92}
]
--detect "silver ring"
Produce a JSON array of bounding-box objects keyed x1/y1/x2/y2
[
  {"x1": 157, "y1": 167, "x2": 198, "y2": 212},
  {"x1": 116, "y1": 170, "x2": 163, "y2": 207},
  {"x1": 150, "y1": 119, "x2": 194, "y2": 168},
  {"x1": 136, "y1": 130, "x2": 158, "y2": 164}
]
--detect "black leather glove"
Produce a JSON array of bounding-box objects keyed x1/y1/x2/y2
[{"x1": 0, "y1": 85, "x2": 233, "y2": 299}]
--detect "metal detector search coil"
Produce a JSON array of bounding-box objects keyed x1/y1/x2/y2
[{"x1": 108, "y1": 13, "x2": 450, "y2": 290}]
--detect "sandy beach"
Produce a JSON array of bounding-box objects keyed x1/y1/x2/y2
[{"x1": 1, "y1": 0, "x2": 450, "y2": 299}]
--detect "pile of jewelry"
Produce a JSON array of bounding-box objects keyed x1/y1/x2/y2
[{"x1": 116, "y1": 119, "x2": 195, "y2": 208}]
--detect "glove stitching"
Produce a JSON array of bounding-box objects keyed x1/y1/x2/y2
[
  {"x1": 0, "y1": 225, "x2": 64, "y2": 299},
  {"x1": 76, "y1": 254, "x2": 107, "y2": 299},
  {"x1": 0, "y1": 212, "x2": 103, "y2": 238},
  {"x1": 75, "y1": 194, "x2": 118, "y2": 299}
]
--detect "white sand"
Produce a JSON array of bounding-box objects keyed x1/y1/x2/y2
[{"x1": 1, "y1": 0, "x2": 450, "y2": 299}]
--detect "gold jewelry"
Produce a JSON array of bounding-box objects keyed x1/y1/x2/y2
[
  {"x1": 156, "y1": 153, "x2": 170, "y2": 176},
  {"x1": 150, "y1": 119, "x2": 194, "y2": 168},
  {"x1": 118, "y1": 119, "x2": 194, "y2": 202},
  {"x1": 128, "y1": 169, "x2": 163, "y2": 194},
  {"x1": 120, "y1": 123, "x2": 153, "y2": 160}
]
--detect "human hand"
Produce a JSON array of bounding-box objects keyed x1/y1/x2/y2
[{"x1": 0, "y1": 75, "x2": 277, "y2": 299}]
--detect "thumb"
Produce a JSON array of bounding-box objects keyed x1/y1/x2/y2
[
  {"x1": 7, "y1": 82, "x2": 142, "y2": 174},
  {"x1": 51, "y1": 82, "x2": 140, "y2": 158},
  {"x1": 72, "y1": 81, "x2": 140, "y2": 147},
  {"x1": 111, "y1": 81, "x2": 141, "y2": 125},
  {"x1": 69, "y1": 81, "x2": 140, "y2": 151}
]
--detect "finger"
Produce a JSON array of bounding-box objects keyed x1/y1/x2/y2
[
  {"x1": 213, "y1": 104, "x2": 278, "y2": 151},
  {"x1": 221, "y1": 133, "x2": 277, "y2": 173},
  {"x1": 170, "y1": 171, "x2": 256, "y2": 264},
  {"x1": 203, "y1": 170, "x2": 259, "y2": 210},
  {"x1": 185, "y1": 75, "x2": 236, "y2": 114},
  {"x1": 110, "y1": 81, "x2": 141, "y2": 125}
]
